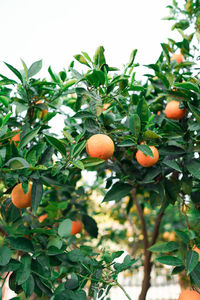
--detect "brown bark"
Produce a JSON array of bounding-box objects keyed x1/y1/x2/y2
[{"x1": 131, "y1": 190, "x2": 165, "y2": 300}]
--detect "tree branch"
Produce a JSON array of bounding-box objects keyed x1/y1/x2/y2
[
  {"x1": 149, "y1": 210, "x2": 165, "y2": 247},
  {"x1": 130, "y1": 189, "x2": 149, "y2": 251}
]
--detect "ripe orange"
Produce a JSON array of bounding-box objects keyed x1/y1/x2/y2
[
  {"x1": 71, "y1": 220, "x2": 83, "y2": 235},
  {"x1": 136, "y1": 145, "x2": 159, "y2": 167},
  {"x1": 170, "y1": 53, "x2": 184, "y2": 64},
  {"x1": 11, "y1": 183, "x2": 32, "y2": 208},
  {"x1": 38, "y1": 214, "x2": 48, "y2": 223},
  {"x1": 165, "y1": 100, "x2": 186, "y2": 120},
  {"x1": 86, "y1": 134, "x2": 115, "y2": 160},
  {"x1": 36, "y1": 100, "x2": 48, "y2": 119},
  {"x1": 10, "y1": 131, "x2": 20, "y2": 144},
  {"x1": 178, "y1": 289, "x2": 200, "y2": 300},
  {"x1": 193, "y1": 246, "x2": 200, "y2": 262},
  {"x1": 103, "y1": 103, "x2": 112, "y2": 112}
]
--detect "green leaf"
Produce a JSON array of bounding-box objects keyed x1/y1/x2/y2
[
  {"x1": 7, "y1": 237, "x2": 34, "y2": 253},
  {"x1": 20, "y1": 127, "x2": 41, "y2": 148},
  {"x1": 28, "y1": 60, "x2": 42, "y2": 78},
  {"x1": 65, "y1": 279, "x2": 79, "y2": 290},
  {"x1": 4, "y1": 62, "x2": 23, "y2": 83},
  {"x1": 174, "y1": 82, "x2": 199, "y2": 93},
  {"x1": 186, "y1": 250, "x2": 199, "y2": 275},
  {"x1": 129, "y1": 114, "x2": 141, "y2": 137},
  {"x1": 0, "y1": 246, "x2": 12, "y2": 266},
  {"x1": 143, "y1": 130, "x2": 161, "y2": 139},
  {"x1": 0, "y1": 95, "x2": 9, "y2": 107},
  {"x1": 118, "y1": 139, "x2": 135, "y2": 147},
  {"x1": 81, "y1": 157, "x2": 104, "y2": 167},
  {"x1": 72, "y1": 160, "x2": 85, "y2": 170},
  {"x1": 45, "y1": 134, "x2": 66, "y2": 156},
  {"x1": 175, "y1": 229, "x2": 189, "y2": 244},
  {"x1": 93, "y1": 46, "x2": 106, "y2": 67},
  {"x1": 137, "y1": 98, "x2": 149, "y2": 124},
  {"x1": 127, "y1": 49, "x2": 138, "y2": 68},
  {"x1": 155, "y1": 255, "x2": 183, "y2": 266},
  {"x1": 85, "y1": 70, "x2": 105, "y2": 87},
  {"x1": 16, "y1": 254, "x2": 31, "y2": 285},
  {"x1": 188, "y1": 103, "x2": 200, "y2": 124},
  {"x1": 58, "y1": 219, "x2": 72, "y2": 238},
  {"x1": 171, "y1": 265, "x2": 185, "y2": 275},
  {"x1": 163, "y1": 160, "x2": 181, "y2": 172},
  {"x1": 137, "y1": 144, "x2": 154, "y2": 158},
  {"x1": 63, "y1": 131, "x2": 75, "y2": 144},
  {"x1": 191, "y1": 263, "x2": 200, "y2": 289},
  {"x1": 172, "y1": 19, "x2": 189, "y2": 30},
  {"x1": 47, "y1": 237, "x2": 63, "y2": 249},
  {"x1": 48, "y1": 66, "x2": 61, "y2": 84},
  {"x1": 67, "y1": 249, "x2": 85, "y2": 262},
  {"x1": 149, "y1": 241, "x2": 179, "y2": 253},
  {"x1": 82, "y1": 214, "x2": 98, "y2": 238},
  {"x1": 70, "y1": 140, "x2": 87, "y2": 159},
  {"x1": 73, "y1": 111, "x2": 95, "y2": 119},
  {"x1": 103, "y1": 182, "x2": 132, "y2": 202},
  {"x1": 31, "y1": 179, "x2": 43, "y2": 214},
  {"x1": 74, "y1": 54, "x2": 91, "y2": 68},
  {"x1": 186, "y1": 160, "x2": 200, "y2": 180},
  {"x1": 6, "y1": 157, "x2": 30, "y2": 169},
  {"x1": 22, "y1": 275, "x2": 35, "y2": 298}
]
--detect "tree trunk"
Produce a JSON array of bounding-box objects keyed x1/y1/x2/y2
[{"x1": 138, "y1": 252, "x2": 152, "y2": 300}]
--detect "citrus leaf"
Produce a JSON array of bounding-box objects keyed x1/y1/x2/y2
[
  {"x1": 20, "y1": 127, "x2": 41, "y2": 148},
  {"x1": 103, "y1": 182, "x2": 132, "y2": 202},
  {"x1": 31, "y1": 179, "x2": 43, "y2": 214},
  {"x1": 155, "y1": 255, "x2": 183, "y2": 266},
  {"x1": 163, "y1": 160, "x2": 181, "y2": 172},
  {"x1": 58, "y1": 219, "x2": 72, "y2": 238},
  {"x1": 137, "y1": 144, "x2": 154, "y2": 158},
  {"x1": 149, "y1": 241, "x2": 179, "y2": 253},
  {"x1": 0, "y1": 246, "x2": 12, "y2": 266},
  {"x1": 45, "y1": 134, "x2": 66, "y2": 156},
  {"x1": 186, "y1": 250, "x2": 199, "y2": 275},
  {"x1": 28, "y1": 60, "x2": 42, "y2": 78}
]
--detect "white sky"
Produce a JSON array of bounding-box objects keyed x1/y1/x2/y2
[{"x1": 0, "y1": 0, "x2": 178, "y2": 80}]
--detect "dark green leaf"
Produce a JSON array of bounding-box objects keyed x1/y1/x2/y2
[
  {"x1": 82, "y1": 214, "x2": 98, "y2": 238},
  {"x1": 16, "y1": 254, "x2": 31, "y2": 285},
  {"x1": 171, "y1": 265, "x2": 185, "y2": 275},
  {"x1": 127, "y1": 49, "x2": 138, "y2": 67},
  {"x1": 191, "y1": 263, "x2": 200, "y2": 289},
  {"x1": 4, "y1": 62, "x2": 23, "y2": 83},
  {"x1": 20, "y1": 127, "x2": 40, "y2": 148},
  {"x1": 155, "y1": 255, "x2": 183, "y2": 266},
  {"x1": 81, "y1": 157, "x2": 104, "y2": 167},
  {"x1": 175, "y1": 229, "x2": 189, "y2": 244},
  {"x1": 0, "y1": 246, "x2": 12, "y2": 266},
  {"x1": 129, "y1": 114, "x2": 141, "y2": 137},
  {"x1": 22, "y1": 275, "x2": 35, "y2": 298},
  {"x1": 7, "y1": 237, "x2": 34, "y2": 253},
  {"x1": 0, "y1": 95, "x2": 9, "y2": 107},
  {"x1": 163, "y1": 160, "x2": 181, "y2": 172},
  {"x1": 188, "y1": 103, "x2": 200, "y2": 124},
  {"x1": 103, "y1": 182, "x2": 132, "y2": 202},
  {"x1": 137, "y1": 144, "x2": 154, "y2": 158},
  {"x1": 45, "y1": 134, "x2": 66, "y2": 156},
  {"x1": 137, "y1": 98, "x2": 149, "y2": 124},
  {"x1": 31, "y1": 179, "x2": 43, "y2": 213},
  {"x1": 186, "y1": 250, "x2": 199, "y2": 275},
  {"x1": 149, "y1": 241, "x2": 179, "y2": 253},
  {"x1": 65, "y1": 279, "x2": 79, "y2": 290},
  {"x1": 186, "y1": 160, "x2": 200, "y2": 180},
  {"x1": 174, "y1": 82, "x2": 199, "y2": 93}
]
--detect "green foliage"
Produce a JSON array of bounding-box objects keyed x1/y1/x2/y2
[{"x1": 0, "y1": 0, "x2": 200, "y2": 298}]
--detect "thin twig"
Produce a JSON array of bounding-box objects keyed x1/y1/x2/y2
[{"x1": 115, "y1": 280, "x2": 132, "y2": 300}]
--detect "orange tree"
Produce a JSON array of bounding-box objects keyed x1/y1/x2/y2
[{"x1": 0, "y1": 1, "x2": 200, "y2": 300}]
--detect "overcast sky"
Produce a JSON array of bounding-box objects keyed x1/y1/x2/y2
[{"x1": 0, "y1": 0, "x2": 179, "y2": 80}]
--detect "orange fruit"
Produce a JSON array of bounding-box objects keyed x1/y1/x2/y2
[
  {"x1": 136, "y1": 145, "x2": 159, "y2": 167},
  {"x1": 178, "y1": 289, "x2": 200, "y2": 300},
  {"x1": 71, "y1": 220, "x2": 83, "y2": 235},
  {"x1": 10, "y1": 131, "x2": 20, "y2": 145},
  {"x1": 163, "y1": 231, "x2": 170, "y2": 240},
  {"x1": 170, "y1": 53, "x2": 184, "y2": 64},
  {"x1": 165, "y1": 100, "x2": 186, "y2": 120},
  {"x1": 11, "y1": 183, "x2": 32, "y2": 208},
  {"x1": 36, "y1": 100, "x2": 48, "y2": 119},
  {"x1": 193, "y1": 246, "x2": 200, "y2": 262},
  {"x1": 169, "y1": 232, "x2": 176, "y2": 241},
  {"x1": 38, "y1": 214, "x2": 48, "y2": 223},
  {"x1": 103, "y1": 103, "x2": 112, "y2": 112},
  {"x1": 86, "y1": 134, "x2": 115, "y2": 160},
  {"x1": 41, "y1": 109, "x2": 48, "y2": 119}
]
